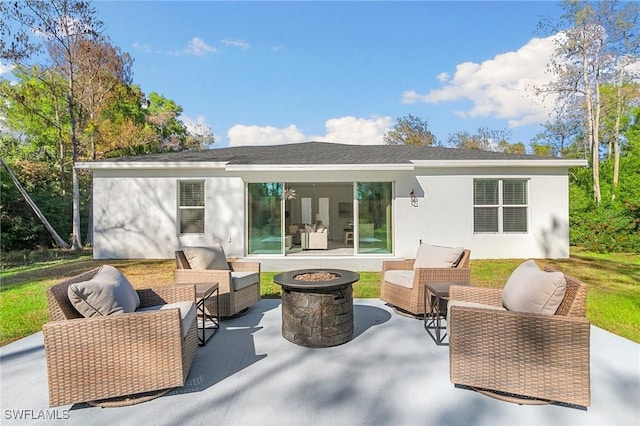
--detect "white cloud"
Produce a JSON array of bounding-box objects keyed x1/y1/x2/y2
[
  {"x1": 132, "y1": 42, "x2": 152, "y2": 53},
  {"x1": 228, "y1": 124, "x2": 306, "y2": 146},
  {"x1": 186, "y1": 37, "x2": 217, "y2": 56},
  {"x1": 321, "y1": 116, "x2": 393, "y2": 145},
  {"x1": 402, "y1": 35, "x2": 562, "y2": 128},
  {"x1": 0, "y1": 63, "x2": 13, "y2": 75},
  {"x1": 169, "y1": 37, "x2": 217, "y2": 56},
  {"x1": 227, "y1": 116, "x2": 392, "y2": 147},
  {"x1": 222, "y1": 39, "x2": 250, "y2": 50}
]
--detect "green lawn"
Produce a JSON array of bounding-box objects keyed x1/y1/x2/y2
[{"x1": 1, "y1": 248, "x2": 638, "y2": 346}]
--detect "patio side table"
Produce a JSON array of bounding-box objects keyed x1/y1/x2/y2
[
  {"x1": 424, "y1": 281, "x2": 468, "y2": 346},
  {"x1": 196, "y1": 283, "x2": 219, "y2": 346}
]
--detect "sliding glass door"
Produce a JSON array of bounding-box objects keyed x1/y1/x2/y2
[
  {"x1": 246, "y1": 181, "x2": 393, "y2": 255},
  {"x1": 247, "y1": 182, "x2": 282, "y2": 254},
  {"x1": 356, "y1": 182, "x2": 392, "y2": 254}
]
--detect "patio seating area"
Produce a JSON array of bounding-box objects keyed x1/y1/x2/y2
[{"x1": 1, "y1": 298, "x2": 638, "y2": 425}]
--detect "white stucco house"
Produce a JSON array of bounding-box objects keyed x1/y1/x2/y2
[{"x1": 77, "y1": 142, "x2": 586, "y2": 271}]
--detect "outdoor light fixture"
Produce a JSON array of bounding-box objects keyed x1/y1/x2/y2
[{"x1": 410, "y1": 190, "x2": 418, "y2": 207}]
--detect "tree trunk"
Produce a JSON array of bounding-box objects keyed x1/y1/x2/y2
[
  {"x1": 582, "y1": 27, "x2": 601, "y2": 204},
  {"x1": 68, "y1": 76, "x2": 83, "y2": 251},
  {"x1": 1, "y1": 159, "x2": 70, "y2": 249},
  {"x1": 612, "y1": 68, "x2": 623, "y2": 201}
]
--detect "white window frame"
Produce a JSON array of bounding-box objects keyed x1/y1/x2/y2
[
  {"x1": 473, "y1": 178, "x2": 529, "y2": 234},
  {"x1": 178, "y1": 180, "x2": 205, "y2": 234}
]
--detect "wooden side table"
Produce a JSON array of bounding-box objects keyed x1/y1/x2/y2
[
  {"x1": 196, "y1": 283, "x2": 219, "y2": 346},
  {"x1": 423, "y1": 281, "x2": 468, "y2": 346}
]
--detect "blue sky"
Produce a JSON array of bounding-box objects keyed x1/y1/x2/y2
[{"x1": 94, "y1": 1, "x2": 565, "y2": 148}]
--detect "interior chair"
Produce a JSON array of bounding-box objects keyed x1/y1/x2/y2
[
  {"x1": 175, "y1": 245, "x2": 261, "y2": 318},
  {"x1": 448, "y1": 261, "x2": 590, "y2": 407},
  {"x1": 380, "y1": 243, "x2": 470, "y2": 316},
  {"x1": 288, "y1": 224, "x2": 301, "y2": 245},
  {"x1": 43, "y1": 265, "x2": 198, "y2": 407}
]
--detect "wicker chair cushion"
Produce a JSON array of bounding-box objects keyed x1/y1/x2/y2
[
  {"x1": 414, "y1": 244, "x2": 465, "y2": 269},
  {"x1": 183, "y1": 245, "x2": 229, "y2": 270},
  {"x1": 383, "y1": 270, "x2": 415, "y2": 289},
  {"x1": 231, "y1": 271, "x2": 260, "y2": 290},
  {"x1": 502, "y1": 260, "x2": 567, "y2": 315},
  {"x1": 67, "y1": 265, "x2": 140, "y2": 317},
  {"x1": 137, "y1": 301, "x2": 196, "y2": 338}
]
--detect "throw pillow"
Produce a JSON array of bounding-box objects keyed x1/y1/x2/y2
[
  {"x1": 183, "y1": 245, "x2": 229, "y2": 270},
  {"x1": 68, "y1": 265, "x2": 140, "y2": 317},
  {"x1": 501, "y1": 260, "x2": 566, "y2": 315},
  {"x1": 414, "y1": 244, "x2": 465, "y2": 268}
]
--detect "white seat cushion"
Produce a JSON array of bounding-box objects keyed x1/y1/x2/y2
[
  {"x1": 414, "y1": 244, "x2": 464, "y2": 268},
  {"x1": 383, "y1": 270, "x2": 415, "y2": 289},
  {"x1": 183, "y1": 245, "x2": 229, "y2": 270},
  {"x1": 137, "y1": 301, "x2": 196, "y2": 338},
  {"x1": 231, "y1": 272, "x2": 259, "y2": 291},
  {"x1": 68, "y1": 265, "x2": 140, "y2": 317},
  {"x1": 501, "y1": 260, "x2": 567, "y2": 315}
]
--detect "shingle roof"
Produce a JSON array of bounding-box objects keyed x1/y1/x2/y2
[{"x1": 98, "y1": 141, "x2": 563, "y2": 165}]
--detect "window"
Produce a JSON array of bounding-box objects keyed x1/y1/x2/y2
[
  {"x1": 474, "y1": 179, "x2": 528, "y2": 233},
  {"x1": 356, "y1": 182, "x2": 393, "y2": 254},
  {"x1": 247, "y1": 182, "x2": 282, "y2": 254},
  {"x1": 178, "y1": 180, "x2": 205, "y2": 234}
]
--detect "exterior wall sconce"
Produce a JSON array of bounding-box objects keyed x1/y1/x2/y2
[{"x1": 410, "y1": 190, "x2": 418, "y2": 207}]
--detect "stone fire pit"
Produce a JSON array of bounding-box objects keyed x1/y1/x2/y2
[{"x1": 273, "y1": 269, "x2": 360, "y2": 348}]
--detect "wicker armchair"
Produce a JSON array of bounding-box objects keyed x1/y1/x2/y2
[
  {"x1": 43, "y1": 268, "x2": 198, "y2": 407},
  {"x1": 175, "y1": 249, "x2": 261, "y2": 318},
  {"x1": 380, "y1": 248, "x2": 470, "y2": 316},
  {"x1": 448, "y1": 265, "x2": 590, "y2": 407}
]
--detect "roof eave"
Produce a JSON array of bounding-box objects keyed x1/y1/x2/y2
[
  {"x1": 224, "y1": 164, "x2": 415, "y2": 171},
  {"x1": 75, "y1": 161, "x2": 228, "y2": 170},
  {"x1": 411, "y1": 159, "x2": 588, "y2": 168}
]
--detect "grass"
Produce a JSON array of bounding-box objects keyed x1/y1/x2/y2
[{"x1": 1, "y1": 248, "x2": 638, "y2": 346}]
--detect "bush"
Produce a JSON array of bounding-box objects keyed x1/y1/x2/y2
[
  {"x1": 1, "y1": 161, "x2": 73, "y2": 252},
  {"x1": 570, "y1": 200, "x2": 640, "y2": 253}
]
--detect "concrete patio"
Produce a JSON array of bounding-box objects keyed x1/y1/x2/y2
[{"x1": 1, "y1": 298, "x2": 639, "y2": 426}]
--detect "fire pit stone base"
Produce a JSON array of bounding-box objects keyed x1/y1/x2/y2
[
  {"x1": 281, "y1": 285, "x2": 353, "y2": 347},
  {"x1": 274, "y1": 269, "x2": 359, "y2": 348}
]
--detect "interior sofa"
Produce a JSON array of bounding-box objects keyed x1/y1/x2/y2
[{"x1": 300, "y1": 223, "x2": 328, "y2": 250}]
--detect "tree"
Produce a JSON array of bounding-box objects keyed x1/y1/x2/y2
[
  {"x1": 538, "y1": 0, "x2": 639, "y2": 204},
  {"x1": 383, "y1": 114, "x2": 436, "y2": 146},
  {"x1": 447, "y1": 127, "x2": 512, "y2": 151},
  {"x1": 0, "y1": 65, "x2": 71, "y2": 180},
  {"x1": 533, "y1": 115, "x2": 584, "y2": 158},
  {"x1": 72, "y1": 36, "x2": 134, "y2": 160},
  {"x1": 1, "y1": 0, "x2": 105, "y2": 250}
]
